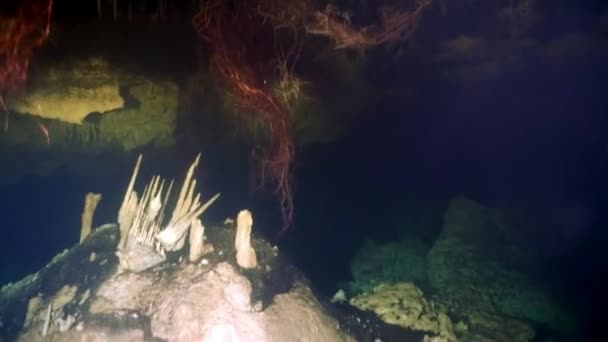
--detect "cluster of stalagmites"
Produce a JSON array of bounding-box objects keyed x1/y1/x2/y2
[{"x1": 112, "y1": 153, "x2": 257, "y2": 273}]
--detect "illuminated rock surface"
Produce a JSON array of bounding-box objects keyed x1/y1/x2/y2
[{"x1": 7, "y1": 58, "x2": 124, "y2": 124}]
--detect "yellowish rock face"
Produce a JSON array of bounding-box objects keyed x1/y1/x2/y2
[
  {"x1": 6, "y1": 57, "x2": 125, "y2": 124},
  {"x1": 9, "y1": 83, "x2": 124, "y2": 124}
]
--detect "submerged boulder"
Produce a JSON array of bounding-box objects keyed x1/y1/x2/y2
[
  {"x1": 0, "y1": 56, "x2": 178, "y2": 186},
  {"x1": 347, "y1": 237, "x2": 429, "y2": 294},
  {"x1": 350, "y1": 282, "x2": 457, "y2": 342},
  {"x1": 0, "y1": 224, "x2": 353, "y2": 342},
  {"x1": 6, "y1": 57, "x2": 124, "y2": 124},
  {"x1": 3, "y1": 56, "x2": 177, "y2": 151},
  {"x1": 427, "y1": 196, "x2": 579, "y2": 339}
]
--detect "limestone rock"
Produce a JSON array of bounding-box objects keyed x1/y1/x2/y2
[
  {"x1": 7, "y1": 57, "x2": 124, "y2": 124},
  {"x1": 350, "y1": 282, "x2": 457, "y2": 342},
  {"x1": 427, "y1": 196, "x2": 579, "y2": 339},
  {"x1": 0, "y1": 224, "x2": 353, "y2": 342}
]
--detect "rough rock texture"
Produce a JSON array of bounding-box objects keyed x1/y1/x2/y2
[
  {"x1": 454, "y1": 308, "x2": 535, "y2": 342},
  {"x1": 350, "y1": 282, "x2": 456, "y2": 342},
  {"x1": 97, "y1": 79, "x2": 177, "y2": 150},
  {"x1": 0, "y1": 224, "x2": 353, "y2": 342},
  {"x1": 75, "y1": 262, "x2": 345, "y2": 342},
  {"x1": 348, "y1": 237, "x2": 429, "y2": 294},
  {"x1": 2, "y1": 56, "x2": 177, "y2": 151},
  {"x1": 427, "y1": 196, "x2": 578, "y2": 339},
  {"x1": 0, "y1": 56, "x2": 178, "y2": 187},
  {"x1": 7, "y1": 57, "x2": 124, "y2": 124}
]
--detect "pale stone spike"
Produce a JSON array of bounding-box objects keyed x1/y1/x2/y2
[
  {"x1": 147, "y1": 177, "x2": 163, "y2": 219},
  {"x1": 130, "y1": 213, "x2": 142, "y2": 240},
  {"x1": 143, "y1": 176, "x2": 158, "y2": 208},
  {"x1": 235, "y1": 209, "x2": 257, "y2": 269},
  {"x1": 156, "y1": 193, "x2": 219, "y2": 252},
  {"x1": 172, "y1": 153, "x2": 200, "y2": 223},
  {"x1": 144, "y1": 219, "x2": 157, "y2": 245},
  {"x1": 157, "y1": 179, "x2": 174, "y2": 230},
  {"x1": 136, "y1": 182, "x2": 151, "y2": 223},
  {"x1": 149, "y1": 193, "x2": 162, "y2": 217},
  {"x1": 198, "y1": 193, "x2": 220, "y2": 216},
  {"x1": 181, "y1": 178, "x2": 197, "y2": 218},
  {"x1": 150, "y1": 175, "x2": 160, "y2": 196},
  {"x1": 192, "y1": 192, "x2": 201, "y2": 210},
  {"x1": 189, "y1": 219, "x2": 205, "y2": 262},
  {"x1": 156, "y1": 177, "x2": 167, "y2": 198},
  {"x1": 118, "y1": 154, "x2": 142, "y2": 223},
  {"x1": 141, "y1": 177, "x2": 164, "y2": 240},
  {"x1": 144, "y1": 176, "x2": 157, "y2": 209},
  {"x1": 178, "y1": 187, "x2": 201, "y2": 219},
  {"x1": 154, "y1": 178, "x2": 165, "y2": 203},
  {"x1": 142, "y1": 175, "x2": 158, "y2": 207},
  {"x1": 162, "y1": 179, "x2": 174, "y2": 208},
  {"x1": 127, "y1": 196, "x2": 137, "y2": 228},
  {"x1": 118, "y1": 191, "x2": 138, "y2": 249},
  {"x1": 124, "y1": 192, "x2": 138, "y2": 230}
]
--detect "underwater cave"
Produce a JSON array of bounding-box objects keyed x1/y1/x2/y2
[{"x1": 1, "y1": 0, "x2": 607, "y2": 341}]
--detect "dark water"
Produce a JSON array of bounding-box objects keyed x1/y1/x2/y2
[
  {"x1": 1, "y1": 76, "x2": 606, "y2": 342},
  {"x1": 1, "y1": 63, "x2": 607, "y2": 339},
  {"x1": 1, "y1": 2, "x2": 607, "y2": 340}
]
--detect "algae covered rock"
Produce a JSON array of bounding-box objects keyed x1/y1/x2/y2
[
  {"x1": 350, "y1": 282, "x2": 456, "y2": 342},
  {"x1": 455, "y1": 308, "x2": 535, "y2": 342},
  {"x1": 6, "y1": 57, "x2": 124, "y2": 124},
  {"x1": 348, "y1": 237, "x2": 429, "y2": 294},
  {"x1": 3, "y1": 56, "x2": 177, "y2": 151},
  {"x1": 427, "y1": 196, "x2": 579, "y2": 339},
  {"x1": 98, "y1": 79, "x2": 177, "y2": 150}
]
